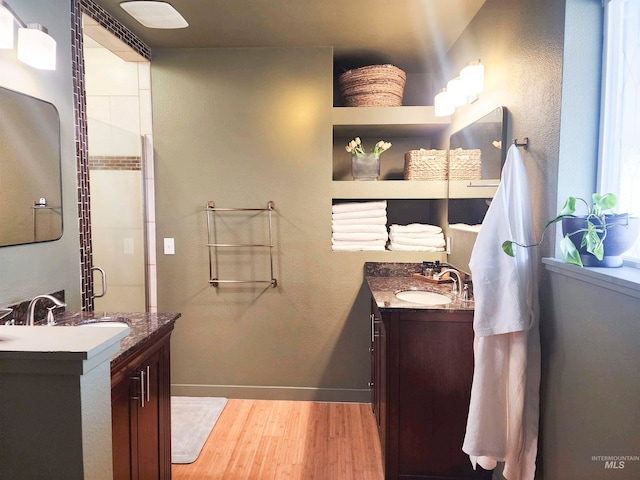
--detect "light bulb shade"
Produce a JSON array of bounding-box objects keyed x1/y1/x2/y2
[
  {"x1": 0, "y1": 3, "x2": 14, "y2": 49},
  {"x1": 17, "y1": 24, "x2": 56, "y2": 70},
  {"x1": 434, "y1": 89, "x2": 454, "y2": 117},
  {"x1": 446, "y1": 77, "x2": 467, "y2": 107},
  {"x1": 460, "y1": 61, "x2": 484, "y2": 96}
]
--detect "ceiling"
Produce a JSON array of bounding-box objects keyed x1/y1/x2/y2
[{"x1": 91, "y1": 0, "x2": 486, "y2": 72}]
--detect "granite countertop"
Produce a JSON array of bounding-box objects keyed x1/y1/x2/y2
[
  {"x1": 365, "y1": 262, "x2": 474, "y2": 312},
  {"x1": 54, "y1": 311, "x2": 181, "y2": 367}
]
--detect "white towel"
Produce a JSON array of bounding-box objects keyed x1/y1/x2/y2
[
  {"x1": 387, "y1": 234, "x2": 445, "y2": 248},
  {"x1": 331, "y1": 216, "x2": 388, "y2": 226},
  {"x1": 387, "y1": 231, "x2": 443, "y2": 239},
  {"x1": 331, "y1": 224, "x2": 388, "y2": 234},
  {"x1": 332, "y1": 209, "x2": 387, "y2": 220},
  {"x1": 331, "y1": 238, "x2": 385, "y2": 245},
  {"x1": 332, "y1": 200, "x2": 387, "y2": 214},
  {"x1": 462, "y1": 145, "x2": 540, "y2": 480},
  {"x1": 332, "y1": 242, "x2": 386, "y2": 251},
  {"x1": 389, "y1": 223, "x2": 442, "y2": 234},
  {"x1": 332, "y1": 245, "x2": 386, "y2": 251},
  {"x1": 332, "y1": 232, "x2": 388, "y2": 242},
  {"x1": 387, "y1": 243, "x2": 444, "y2": 252},
  {"x1": 449, "y1": 223, "x2": 483, "y2": 233}
]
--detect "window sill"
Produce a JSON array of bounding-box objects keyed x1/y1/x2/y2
[{"x1": 542, "y1": 257, "x2": 640, "y2": 301}]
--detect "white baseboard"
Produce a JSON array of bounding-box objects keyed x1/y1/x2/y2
[{"x1": 171, "y1": 383, "x2": 370, "y2": 403}]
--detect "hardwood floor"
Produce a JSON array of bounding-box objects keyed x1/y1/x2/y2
[{"x1": 172, "y1": 399, "x2": 384, "y2": 480}]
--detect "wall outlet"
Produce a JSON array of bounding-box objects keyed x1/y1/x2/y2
[{"x1": 163, "y1": 238, "x2": 175, "y2": 255}]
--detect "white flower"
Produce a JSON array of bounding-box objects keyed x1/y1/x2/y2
[{"x1": 345, "y1": 137, "x2": 391, "y2": 156}]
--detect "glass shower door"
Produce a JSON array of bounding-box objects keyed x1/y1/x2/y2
[{"x1": 88, "y1": 117, "x2": 147, "y2": 312}]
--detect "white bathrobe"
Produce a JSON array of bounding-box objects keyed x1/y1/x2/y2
[{"x1": 463, "y1": 145, "x2": 540, "y2": 480}]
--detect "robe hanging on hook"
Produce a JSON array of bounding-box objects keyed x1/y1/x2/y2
[{"x1": 512, "y1": 137, "x2": 529, "y2": 150}]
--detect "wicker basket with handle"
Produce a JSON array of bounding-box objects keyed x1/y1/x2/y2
[
  {"x1": 449, "y1": 148, "x2": 482, "y2": 180},
  {"x1": 338, "y1": 65, "x2": 406, "y2": 107},
  {"x1": 404, "y1": 149, "x2": 449, "y2": 180}
]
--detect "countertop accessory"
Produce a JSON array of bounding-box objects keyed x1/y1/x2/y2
[{"x1": 205, "y1": 200, "x2": 277, "y2": 288}]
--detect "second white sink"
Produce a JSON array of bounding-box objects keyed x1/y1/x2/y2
[{"x1": 394, "y1": 290, "x2": 453, "y2": 306}]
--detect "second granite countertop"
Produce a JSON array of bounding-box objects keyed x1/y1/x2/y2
[{"x1": 365, "y1": 261, "x2": 474, "y2": 312}]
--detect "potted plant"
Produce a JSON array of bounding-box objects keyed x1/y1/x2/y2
[
  {"x1": 345, "y1": 137, "x2": 392, "y2": 180},
  {"x1": 502, "y1": 193, "x2": 640, "y2": 267}
]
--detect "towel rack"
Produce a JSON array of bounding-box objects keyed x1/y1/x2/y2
[{"x1": 205, "y1": 200, "x2": 277, "y2": 288}]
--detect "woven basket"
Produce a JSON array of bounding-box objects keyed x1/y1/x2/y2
[
  {"x1": 404, "y1": 149, "x2": 448, "y2": 180},
  {"x1": 338, "y1": 65, "x2": 406, "y2": 107},
  {"x1": 449, "y1": 148, "x2": 482, "y2": 180}
]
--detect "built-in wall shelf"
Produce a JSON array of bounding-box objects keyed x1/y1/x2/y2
[
  {"x1": 331, "y1": 180, "x2": 448, "y2": 199},
  {"x1": 448, "y1": 179, "x2": 500, "y2": 198},
  {"x1": 330, "y1": 250, "x2": 448, "y2": 262},
  {"x1": 333, "y1": 106, "x2": 450, "y2": 138}
]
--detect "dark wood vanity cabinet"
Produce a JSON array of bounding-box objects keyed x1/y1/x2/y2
[
  {"x1": 371, "y1": 303, "x2": 491, "y2": 480},
  {"x1": 111, "y1": 329, "x2": 173, "y2": 480}
]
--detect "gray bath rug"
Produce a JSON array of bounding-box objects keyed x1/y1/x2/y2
[{"x1": 171, "y1": 396, "x2": 228, "y2": 464}]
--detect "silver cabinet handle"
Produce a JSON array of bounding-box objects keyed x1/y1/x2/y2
[
  {"x1": 140, "y1": 369, "x2": 145, "y2": 408},
  {"x1": 146, "y1": 365, "x2": 150, "y2": 403},
  {"x1": 91, "y1": 266, "x2": 107, "y2": 298}
]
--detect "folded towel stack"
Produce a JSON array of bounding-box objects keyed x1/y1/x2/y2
[
  {"x1": 387, "y1": 223, "x2": 446, "y2": 251},
  {"x1": 332, "y1": 201, "x2": 388, "y2": 251}
]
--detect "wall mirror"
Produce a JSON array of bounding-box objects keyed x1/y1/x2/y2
[
  {"x1": 0, "y1": 86, "x2": 63, "y2": 247},
  {"x1": 448, "y1": 106, "x2": 508, "y2": 226}
]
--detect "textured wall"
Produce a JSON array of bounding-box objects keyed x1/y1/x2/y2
[
  {"x1": 0, "y1": 0, "x2": 81, "y2": 309},
  {"x1": 442, "y1": 0, "x2": 566, "y2": 268},
  {"x1": 152, "y1": 47, "x2": 385, "y2": 401}
]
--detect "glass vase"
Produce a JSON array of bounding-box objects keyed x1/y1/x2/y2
[{"x1": 351, "y1": 153, "x2": 380, "y2": 181}]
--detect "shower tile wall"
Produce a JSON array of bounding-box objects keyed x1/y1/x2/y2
[{"x1": 84, "y1": 36, "x2": 153, "y2": 312}]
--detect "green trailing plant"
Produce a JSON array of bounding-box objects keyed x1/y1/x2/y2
[{"x1": 502, "y1": 193, "x2": 619, "y2": 267}]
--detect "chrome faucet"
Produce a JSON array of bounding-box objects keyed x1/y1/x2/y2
[
  {"x1": 26, "y1": 295, "x2": 66, "y2": 326},
  {"x1": 434, "y1": 268, "x2": 463, "y2": 295},
  {"x1": 1, "y1": 307, "x2": 13, "y2": 325}
]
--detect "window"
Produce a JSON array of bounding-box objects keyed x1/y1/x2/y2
[{"x1": 598, "y1": 0, "x2": 640, "y2": 261}]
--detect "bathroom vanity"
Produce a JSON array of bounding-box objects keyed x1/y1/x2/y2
[
  {"x1": 57, "y1": 311, "x2": 180, "y2": 480},
  {"x1": 365, "y1": 262, "x2": 491, "y2": 480}
]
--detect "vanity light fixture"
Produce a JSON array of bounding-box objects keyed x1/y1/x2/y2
[
  {"x1": 120, "y1": 1, "x2": 188, "y2": 29},
  {"x1": 0, "y1": 1, "x2": 14, "y2": 49},
  {"x1": 434, "y1": 88, "x2": 454, "y2": 117},
  {"x1": 460, "y1": 60, "x2": 484, "y2": 96},
  {"x1": 434, "y1": 59, "x2": 484, "y2": 117},
  {"x1": 0, "y1": 0, "x2": 56, "y2": 70}
]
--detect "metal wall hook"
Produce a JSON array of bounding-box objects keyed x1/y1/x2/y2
[{"x1": 512, "y1": 137, "x2": 529, "y2": 150}]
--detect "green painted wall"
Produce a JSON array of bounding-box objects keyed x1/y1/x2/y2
[{"x1": 0, "y1": 0, "x2": 81, "y2": 310}]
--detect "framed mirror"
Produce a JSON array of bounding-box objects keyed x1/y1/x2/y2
[
  {"x1": 448, "y1": 106, "x2": 508, "y2": 226},
  {"x1": 0, "y1": 86, "x2": 63, "y2": 247}
]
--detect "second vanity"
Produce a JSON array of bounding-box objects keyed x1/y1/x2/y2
[{"x1": 365, "y1": 262, "x2": 491, "y2": 480}]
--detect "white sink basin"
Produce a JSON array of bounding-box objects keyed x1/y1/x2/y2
[
  {"x1": 78, "y1": 317, "x2": 129, "y2": 328},
  {"x1": 394, "y1": 290, "x2": 453, "y2": 306}
]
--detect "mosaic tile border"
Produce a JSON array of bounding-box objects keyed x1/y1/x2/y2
[
  {"x1": 79, "y1": 0, "x2": 151, "y2": 60},
  {"x1": 72, "y1": 0, "x2": 152, "y2": 309},
  {"x1": 89, "y1": 155, "x2": 142, "y2": 171}
]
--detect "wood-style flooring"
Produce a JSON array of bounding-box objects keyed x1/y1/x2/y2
[{"x1": 172, "y1": 399, "x2": 384, "y2": 480}]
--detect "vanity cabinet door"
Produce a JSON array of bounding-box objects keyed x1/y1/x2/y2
[
  {"x1": 371, "y1": 305, "x2": 387, "y2": 465},
  {"x1": 111, "y1": 330, "x2": 172, "y2": 480}
]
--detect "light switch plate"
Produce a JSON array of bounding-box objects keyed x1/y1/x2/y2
[{"x1": 164, "y1": 238, "x2": 175, "y2": 255}]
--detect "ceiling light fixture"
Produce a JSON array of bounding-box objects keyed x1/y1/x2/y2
[
  {"x1": 434, "y1": 60, "x2": 484, "y2": 117},
  {"x1": 0, "y1": 1, "x2": 56, "y2": 70},
  {"x1": 120, "y1": 1, "x2": 188, "y2": 29}
]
